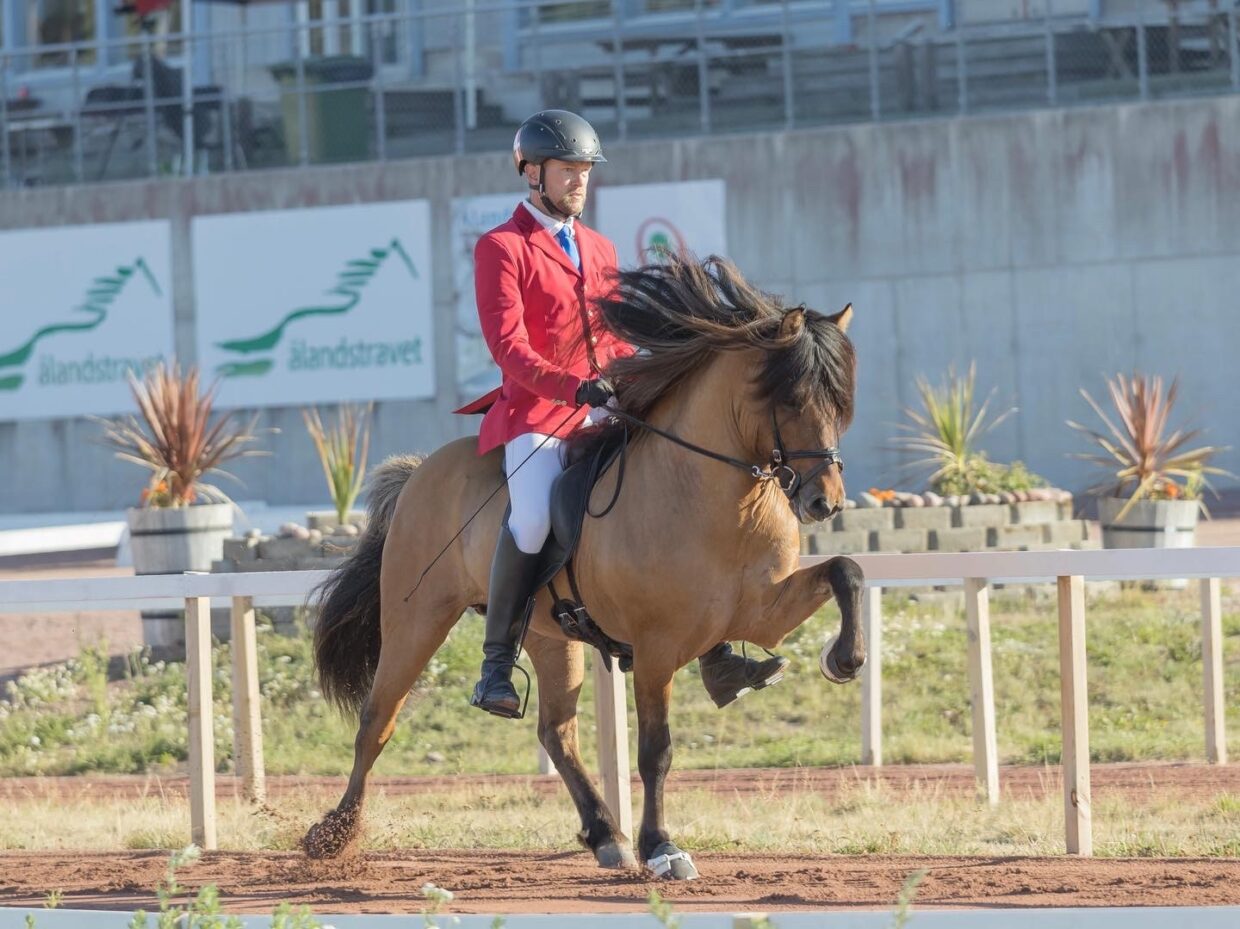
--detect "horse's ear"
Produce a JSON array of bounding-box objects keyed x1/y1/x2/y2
[
  {"x1": 779, "y1": 307, "x2": 806, "y2": 338},
  {"x1": 827, "y1": 303, "x2": 853, "y2": 333}
]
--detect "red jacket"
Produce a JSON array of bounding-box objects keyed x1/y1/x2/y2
[{"x1": 459, "y1": 205, "x2": 632, "y2": 454}]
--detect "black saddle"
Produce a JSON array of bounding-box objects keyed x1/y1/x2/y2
[{"x1": 530, "y1": 426, "x2": 634, "y2": 672}]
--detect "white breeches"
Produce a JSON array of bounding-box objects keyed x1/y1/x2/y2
[
  {"x1": 503, "y1": 408, "x2": 610, "y2": 555},
  {"x1": 504, "y1": 432, "x2": 566, "y2": 554}
]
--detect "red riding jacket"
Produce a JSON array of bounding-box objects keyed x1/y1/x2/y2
[{"x1": 459, "y1": 204, "x2": 633, "y2": 454}]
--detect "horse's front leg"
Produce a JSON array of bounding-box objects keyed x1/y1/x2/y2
[
  {"x1": 632, "y1": 657, "x2": 699, "y2": 880},
  {"x1": 760, "y1": 554, "x2": 867, "y2": 684}
]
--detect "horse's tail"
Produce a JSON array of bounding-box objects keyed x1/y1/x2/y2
[{"x1": 312, "y1": 454, "x2": 422, "y2": 717}]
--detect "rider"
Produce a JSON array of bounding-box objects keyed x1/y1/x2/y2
[{"x1": 466, "y1": 109, "x2": 789, "y2": 719}]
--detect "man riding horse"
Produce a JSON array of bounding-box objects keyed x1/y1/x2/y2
[{"x1": 465, "y1": 109, "x2": 789, "y2": 719}]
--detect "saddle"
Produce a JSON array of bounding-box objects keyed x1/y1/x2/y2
[{"x1": 529, "y1": 427, "x2": 634, "y2": 673}]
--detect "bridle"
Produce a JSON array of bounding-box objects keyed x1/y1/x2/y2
[{"x1": 606, "y1": 407, "x2": 843, "y2": 503}]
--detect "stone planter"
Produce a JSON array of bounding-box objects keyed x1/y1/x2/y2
[
  {"x1": 128, "y1": 503, "x2": 235, "y2": 655},
  {"x1": 306, "y1": 510, "x2": 368, "y2": 533},
  {"x1": 1097, "y1": 497, "x2": 1198, "y2": 550},
  {"x1": 1098, "y1": 497, "x2": 1198, "y2": 589}
]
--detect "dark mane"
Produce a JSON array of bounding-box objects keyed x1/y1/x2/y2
[{"x1": 598, "y1": 252, "x2": 855, "y2": 422}]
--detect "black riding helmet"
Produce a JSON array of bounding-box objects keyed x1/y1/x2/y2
[{"x1": 512, "y1": 109, "x2": 606, "y2": 219}]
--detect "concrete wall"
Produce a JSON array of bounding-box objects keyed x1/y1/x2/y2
[{"x1": 2, "y1": 94, "x2": 1239, "y2": 515}]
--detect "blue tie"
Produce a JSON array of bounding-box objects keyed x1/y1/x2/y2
[{"x1": 556, "y1": 225, "x2": 581, "y2": 272}]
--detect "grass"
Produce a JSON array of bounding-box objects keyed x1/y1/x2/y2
[
  {"x1": 0, "y1": 585, "x2": 1237, "y2": 780},
  {"x1": 1, "y1": 780, "x2": 1237, "y2": 856}
]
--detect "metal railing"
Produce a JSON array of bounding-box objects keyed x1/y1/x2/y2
[
  {"x1": 0, "y1": 545, "x2": 1232, "y2": 856},
  {"x1": 2, "y1": 2, "x2": 1237, "y2": 189}
]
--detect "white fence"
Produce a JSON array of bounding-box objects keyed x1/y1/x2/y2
[{"x1": 0, "y1": 546, "x2": 1234, "y2": 857}]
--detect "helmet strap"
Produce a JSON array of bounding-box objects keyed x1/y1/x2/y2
[{"x1": 532, "y1": 164, "x2": 580, "y2": 220}]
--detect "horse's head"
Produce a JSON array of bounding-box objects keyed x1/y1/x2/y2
[
  {"x1": 757, "y1": 302, "x2": 856, "y2": 523},
  {"x1": 595, "y1": 254, "x2": 857, "y2": 525}
]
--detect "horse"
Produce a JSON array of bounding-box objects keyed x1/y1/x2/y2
[{"x1": 302, "y1": 253, "x2": 866, "y2": 879}]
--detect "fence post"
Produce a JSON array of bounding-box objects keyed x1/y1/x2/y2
[
  {"x1": 230, "y1": 596, "x2": 266, "y2": 802},
  {"x1": 955, "y1": 24, "x2": 968, "y2": 114},
  {"x1": 860, "y1": 585, "x2": 883, "y2": 766},
  {"x1": 1200, "y1": 578, "x2": 1228, "y2": 765},
  {"x1": 868, "y1": 0, "x2": 880, "y2": 120},
  {"x1": 1137, "y1": 16, "x2": 1150, "y2": 101},
  {"x1": 0, "y1": 56, "x2": 11, "y2": 189},
  {"x1": 295, "y1": 23, "x2": 309, "y2": 166},
  {"x1": 372, "y1": 19, "x2": 387, "y2": 162},
  {"x1": 186, "y1": 595, "x2": 218, "y2": 850},
  {"x1": 593, "y1": 654, "x2": 633, "y2": 839},
  {"x1": 1044, "y1": 0, "x2": 1057, "y2": 105},
  {"x1": 1056, "y1": 574, "x2": 1091, "y2": 855},
  {"x1": 695, "y1": 0, "x2": 711, "y2": 133},
  {"x1": 1230, "y1": 3, "x2": 1239, "y2": 91},
  {"x1": 141, "y1": 33, "x2": 159, "y2": 177},
  {"x1": 964, "y1": 578, "x2": 999, "y2": 806},
  {"x1": 71, "y1": 46, "x2": 85, "y2": 182}
]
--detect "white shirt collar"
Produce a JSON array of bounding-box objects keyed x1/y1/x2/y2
[{"x1": 521, "y1": 198, "x2": 574, "y2": 237}]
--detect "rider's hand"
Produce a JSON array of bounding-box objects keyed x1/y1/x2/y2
[{"x1": 575, "y1": 377, "x2": 615, "y2": 409}]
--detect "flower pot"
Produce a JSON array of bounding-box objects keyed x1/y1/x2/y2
[
  {"x1": 1097, "y1": 497, "x2": 1198, "y2": 589},
  {"x1": 127, "y1": 503, "x2": 235, "y2": 655}
]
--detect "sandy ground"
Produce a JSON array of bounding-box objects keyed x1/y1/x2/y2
[
  {"x1": 0, "y1": 849, "x2": 1237, "y2": 912},
  {"x1": 0, "y1": 764, "x2": 1237, "y2": 913}
]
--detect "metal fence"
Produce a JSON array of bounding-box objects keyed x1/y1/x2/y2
[{"x1": 2, "y1": 0, "x2": 1238, "y2": 189}]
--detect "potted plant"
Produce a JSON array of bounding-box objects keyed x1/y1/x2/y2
[
  {"x1": 1068, "y1": 373, "x2": 1230, "y2": 551},
  {"x1": 99, "y1": 363, "x2": 266, "y2": 649},
  {"x1": 302, "y1": 403, "x2": 372, "y2": 535}
]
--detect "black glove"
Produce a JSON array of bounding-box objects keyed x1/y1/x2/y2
[{"x1": 575, "y1": 377, "x2": 615, "y2": 409}]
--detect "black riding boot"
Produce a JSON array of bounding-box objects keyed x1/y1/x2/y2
[
  {"x1": 469, "y1": 523, "x2": 543, "y2": 718},
  {"x1": 698, "y1": 642, "x2": 790, "y2": 709}
]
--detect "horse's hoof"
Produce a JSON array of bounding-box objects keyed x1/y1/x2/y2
[
  {"x1": 596, "y1": 840, "x2": 638, "y2": 870},
  {"x1": 646, "y1": 842, "x2": 698, "y2": 881},
  {"x1": 818, "y1": 636, "x2": 862, "y2": 684},
  {"x1": 301, "y1": 808, "x2": 360, "y2": 860}
]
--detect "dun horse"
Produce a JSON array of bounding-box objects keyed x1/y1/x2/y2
[{"x1": 303, "y1": 255, "x2": 866, "y2": 879}]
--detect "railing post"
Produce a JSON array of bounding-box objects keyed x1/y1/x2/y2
[
  {"x1": 612, "y1": 1, "x2": 628, "y2": 141},
  {"x1": 182, "y1": 20, "x2": 195, "y2": 175},
  {"x1": 1230, "y1": 3, "x2": 1239, "y2": 91},
  {"x1": 964, "y1": 577, "x2": 999, "y2": 806},
  {"x1": 141, "y1": 32, "x2": 159, "y2": 177},
  {"x1": 372, "y1": 19, "x2": 387, "y2": 161},
  {"x1": 0, "y1": 55, "x2": 11, "y2": 189},
  {"x1": 695, "y1": 0, "x2": 711, "y2": 133},
  {"x1": 71, "y1": 45, "x2": 85, "y2": 182},
  {"x1": 780, "y1": 0, "x2": 795, "y2": 129},
  {"x1": 1044, "y1": 0, "x2": 1057, "y2": 105},
  {"x1": 1137, "y1": 15, "x2": 1150, "y2": 101},
  {"x1": 1200, "y1": 578, "x2": 1228, "y2": 765},
  {"x1": 295, "y1": 23, "x2": 310, "y2": 165},
  {"x1": 230, "y1": 596, "x2": 266, "y2": 802},
  {"x1": 185, "y1": 595, "x2": 218, "y2": 850},
  {"x1": 868, "y1": 0, "x2": 880, "y2": 120},
  {"x1": 1056, "y1": 574, "x2": 1091, "y2": 855},
  {"x1": 860, "y1": 585, "x2": 883, "y2": 766},
  {"x1": 955, "y1": 23, "x2": 968, "y2": 114},
  {"x1": 593, "y1": 653, "x2": 633, "y2": 839}
]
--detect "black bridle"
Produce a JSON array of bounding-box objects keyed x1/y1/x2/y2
[{"x1": 606, "y1": 407, "x2": 843, "y2": 502}]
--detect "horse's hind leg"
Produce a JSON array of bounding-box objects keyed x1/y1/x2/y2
[
  {"x1": 524, "y1": 631, "x2": 636, "y2": 869},
  {"x1": 303, "y1": 601, "x2": 459, "y2": 859}
]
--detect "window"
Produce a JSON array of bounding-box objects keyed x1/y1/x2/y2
[{"x1": 30, "y1": 0, "x2": 97, "y2": 66}]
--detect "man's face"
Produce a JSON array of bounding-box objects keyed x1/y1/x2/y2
[{"x1": 526, "y1": 158, "x2": 593, "y2": 215}]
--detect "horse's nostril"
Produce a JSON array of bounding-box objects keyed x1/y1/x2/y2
[{"x1": 810, "y1": 496, "x2": 832, "y2": 520}]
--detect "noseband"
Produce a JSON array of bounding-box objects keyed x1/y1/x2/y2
[{"x1": 607, "y1": 408, "x2": 843, "y2": 504}]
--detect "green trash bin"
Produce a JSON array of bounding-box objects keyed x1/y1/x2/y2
[{"x1": 270, "y1": 56, "x2": 374, "y2": 164}]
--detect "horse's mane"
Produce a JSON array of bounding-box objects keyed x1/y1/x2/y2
[{"x1": 566, "y1": 253, "x2": 856, "y2": 464}]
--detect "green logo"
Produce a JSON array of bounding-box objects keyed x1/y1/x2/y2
[
  {"x1": 0, "y1": 258, "x2": 162, "y2": 392},
  {"x1": 215, "y1": 238, "x2": 419, "y2": 378}
]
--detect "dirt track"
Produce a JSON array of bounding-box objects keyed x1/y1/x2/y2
[
  {"x1": 1, "y1": 849, "x2": 1238, "y2": 912},
  {"x1": 1, "y1": 764, "x2": 1238, "y2": 913}
]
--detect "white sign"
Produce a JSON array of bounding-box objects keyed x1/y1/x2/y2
[
  {"x1": 451, "y1": 193, "x2": 519, "y2": 397},
  {"x1": 595, "y1": 179, "x2": 728, "y2": 268},
  {"x1": 0, "y1": 221, "x2": 174, "y2": 422},
  {"x1": 193, "y1": 201, "x2": 434, "y2": 409}
]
